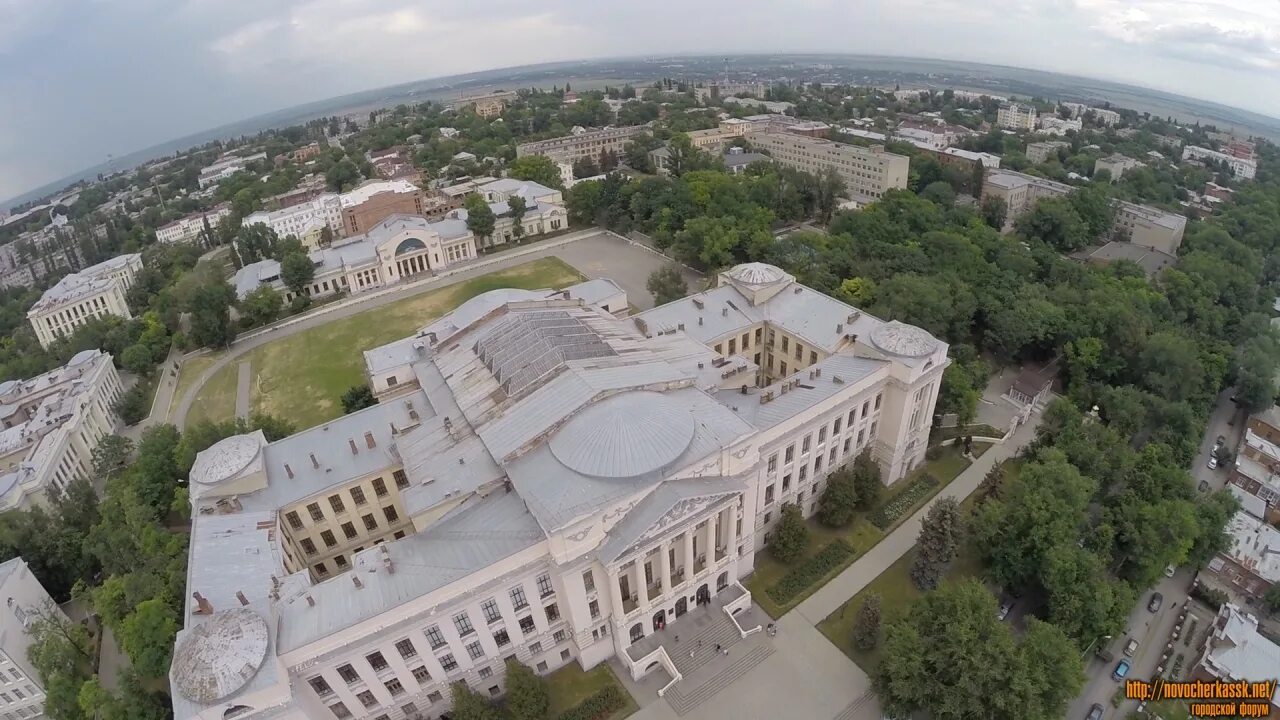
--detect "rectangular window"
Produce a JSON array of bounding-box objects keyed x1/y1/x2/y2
[
  {"x1": 870, "y1": 420, "x2": 878, "y2": 437},
  {"x1": 782, "y1": 474, "x2": 791, "y2": 491},
  {"x1": 537, "y1": 573, "x2": 554, "y2": 598},
  {"x1": 765, "y1": 485, "x2": 775, "y2": 504},
  {"x1": 582, "y1": 569, "x2": 595, "y2": 593},
  {"x1": 454, "y1": 612, "x2": 475, "y2": 636},
  {"x1": 494, "y1": 629, "x2": 510, "y2": 647},
  {"x1": 367, "y1": 651, "x2": 388, "y2": 672},
  {"x1": 395, "y1": 638, "x2": 417, "y2": 659},
  {"x1": 519, "y1": 616, "x2": 536, "y2": 635},
  {"x1": 357, "y1": 690, "x2": 376, "y2": 708},
  {"x1": 794, "y1": 344, "x2": 802, "y2": 360},
  {"x1": 329, "y1": 494, "x2": 346, "y2": 514},
  {"x1": 383, "y1": 505, "x2": 399, "y2": 523},
  {"x1": 830, "y1": 448, "x2": 838, "y2": 465},
  {"x1": 814, "y1": 456, "x2": 823, "y2": 473},
  {"x1": 466, "y1": 641, "x2": 485, "y2": 660},
  {"x1": 350, "y1": 487, "x2": 367, "y2": 506},
  {"x1": 861, "y1": 400, "x2": 870, "y2": 418},
  {"x1": 411, "y1": 665, "x2": 431, "y2": 682},
  {"x1": 802, "y1": 435, "x2": 811, "y2": 454},
  {"x1": 511, "y1": 586, "x2": 528, "y2": 610},
  {"x1": 307, "y1": 502, "x2": 324, "y2": 521},
  {"x1": 334, "y1": 554, "x2": 348, "y2": 568},
  {"x1": 875, "y1": 393, "x2": 882, "y2": 410},
  {"x1": 440, "y1": 654, "x2": 458, "y2": 672},
  {"x1": 755, "y1": 328, "x2": 762, "y2": 343},
  {"x1": 385, "y1": 678, "x2": 404, "y2": 696},
  {"x1": 342, "y1": 522, "x2": 358, "y2": 540},
  {"x1": 301, "y1": 538, "x2": 317, "y2": 555},
  {"x1": 844, "y1": 438, "x2": 852, "y2": 454},
  {"x1": 529, "y1": 641, "x2": 543, "y2": 655},
  {"x1": 781, "y1": 337, "x2": 789, "y2": 352},
  {"x1": 784, "y1": 445, "x2": 794, "y2": 463},
  {"x1": 714, "y1": 344, "x2": 723, "y2": 355},
  {"x1": 848, "y1": 409, "x2": 856, "y2": 426},
  {"x1": 427, "y1": 691, "x2": 443, "y2": 703},
  {"x1": 810, "y1": 351, "x2": 817, "y2": 364},
  {"x1": 799, "y1": 466, "x2": 808, "y2": 481},
  {"x1": 321, "y1": 530, "x2": 337, "y2": 548},
  {"x1": 767, "y1": 454, "x2": 777, "y2": 473},
  {"x1": 482, "y1": 598, "x2": 501, "y2": 623},
  {"x1": 363, "y1": 514, "x2": 378, "y2": 531},
  {"x1": 372, "y1": 477, "x2": 388, "y2": 497},
  {"x1": 425, "y1": 625, "x2": 447, "y2": 650},
  {"x1": 780, "y1": 361, "x2": 787, "y2": 375},
  {"x1": 480, "y1": 667, "x2": 493, "y2": 680},
  {"x1": 309, "y1": 676, "x2": 333, "y2": 696},
  {"x1": 554, "y1": 629, "x2": 568, "y2": 643},
  {"x1": 286, "y1": 511, "x2": 304, "y2": 530},
  {"x1": 728, "y1": 338, "x2": 736, "y2": 354},
  {"x1": 337, "y1": 664, "x2": 360, "y2": 683},
  {"x1": 394, "y1": 470, "x2": 409, "y2": 489},
  {"x1": 818, "y1": 427, "x2": 827, "y2": 443},
  {"x1": 833, "y1": 416, "x2": 842, "y2": 433},
  {"x1": 316, "y1": 562, "x2": 328, "y2": 575},
  {"x1": 330, "y1": 702, "x2": 351, "y2": 719},
  {"x1": 589, "y1": 599, "x2": 600, "y2": 619},
  {"x1": 545, "y1": 603, "x2": 560, "y2": 623}
]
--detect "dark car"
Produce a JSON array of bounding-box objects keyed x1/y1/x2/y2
[
  {"x1": 1148, "y1": 592, "x2": 1164, "y2": 612},
  {"x1": 1086, "y1": 703, "x2": 1105, "y2": 720}
]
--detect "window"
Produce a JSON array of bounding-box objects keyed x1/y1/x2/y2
[
  {"x1": 554, "y1": 629, "x2": 568, "y2": 643},
  {"x1": 286, "y1": 511, "x2": 304, "y2": 530},
  {"x1": 799, "y1": 466, "x2": 808, "y2": 481},
  {"x1": 763, "y1": 512, "x2": 771, "y2": 525},
  {"x1": 755, "y1": 328, "x2": 762, "y2": 343},
  {"x1": 875, "y1": 393, "x2": 882, "y2": 410},
  {"x1": 394, "y1": 470, "x2": 409, "y2": 489},
  {"x1": 321, "y1": 530, "x2": 337, "y2": 548},
  {"x1": 494, "y1": 629, "x2": 510, "y2": 647},
  {"x1": 810, "y1": 351, "x2": 817, "y2": 364},
  {"x1": 582, "y1": 569, "x2": 595, "y2": 593},
  {"x1": 814, "y1": 456, "x2": 823, "y2": 473},
  {"x1": 844, "y1": 438, "x2": 851, "y2": 454},
  {"x1": 454, "y1": 612, "x2": 475, "y2": 636},
  {"x1": 545, "y1": 603, "x2": 560, "y2": 622},
  {"x1": 794, "y1": 343, "x2": 802, "y2": 360},
  {"x1": 848, "y1": 409, "x2": 856, "y2": 426},
  {"x1": 307, "y1": 502, "x2": 324, "y2": 521},
  {"x1": 466, "y1": 641, "x2": 485, "y2": 660},
  {"x1": 802, "y1": 435, "x2": 811, "y2": 454},
  {"x1": 309, "y1": 676, "x2": 333, "y2": 696},
  {"x1": 798, "y1": 491, "x2": 805, "y2": 505},
  {"x1": 329, "y1": 495, "x2": 346, "y2": 514},
  {"x1": 830, "y1": 448, "x2": 838, "y2": 465},
  {"x1": 482, "y1": 598, "x2": 502, "y2": 623},
  {"x1": 818, "y1": 427, "x2": 827, "y2": 443},
  {"x1": 765, "y1": 485, "x2": 775, "y2": 504},
  {"x1": 780, "y1": 361, "x2": 787, "y2": 375},
  {"x1": 511, "y1": 586, "x2": 529, "y2": 610},
  {"x1": 439, "y1": 654, "x2": 458, "y2": 672},
  {"x1": 479, "y1": 666, "x2": 493, "y2": 679},
  {"x1": 411, "y1": 665, "x2": 431, "y2": 682},
  {"x1": 861, "y1": 400, "x2": 870, "y2": 418},
  {"x1": 728, "y1": 338, "x2": 736, "y2": 354},
  {"x1": 350, "y1": 487, "x2": 367, "y2": 506},
  {"x1": 536, "y1": 573, "x2": 554, "y2": 598},
  {"x1": 385, "y1": 678, "x2": 404, "y2": 697},
  {"x1": 714, "y1": 344, "x2": 723, "y2": 355},
  {"x1": 315, "y1": 562, "x2": 329, "y2": 575},
  {"x1": 425, "y1": 625, "x2": 447, "y2": 649},
  {"x1": 383, "y1": 505, "x2": 399, "y2": 523},
  {"x1": 357, "y1": 690, "x2": 377, "y2": 708},
  {"x1": 782, "y1": 474, "x2": 791, "y2": 491},
  {"x1": 372, "y1": 477, "x2": 388, "y2": 497},
  {"x1": 537, "y1": 661, "x2": 548, "y2": 672},
  {"x1": 367, "y1": 651, "x2": 388, "y2": 672},
  {"x1": 519, "y1": 616, "x2": 536, "y2": 635},
  {"x1": 395, "y1": 638, "x2": 417, "y2": 659},
  {"x1": 833, "y1": 416, "x2": 842, "y2": 433},
  {"x1": 767, "y1": 454, "x2": 777, "y2": 473},
  {"x1": 330, "y1": 702, "x2": 351, "y2": 719},
  {"x1": 337, "y1": 664, "x2": 360, "y2": 684},
  {"x1": 589, "y1": 599, "x2": 600, "y2": 619},
  {"x1": 784, "y1": 445, "x2": 794, "y2": 463},
  {"x1": 781, "y1": 337, "x2": 789, "y2": 352},
  {"x1": 334, "y1": 554, "x2": 348, "y2": 568},
  {"x1": 870, "y1": 420, "x2": 878, "y2": 437},
  {"x1": 363, "y1": 514, "x2": 378, "y2": 531},
  {"x1": 561, "y1": 649, "x2": 572, "y2": 661},
  {"x1": 427, "y1": 691, "x2": 443, "y2": 703},
  {"x1": 300, "y1": 538, "x2": 317, "y2": 555},
  {"x1": 342, "y1": 522, "x2": 358, "y2": 540},
  {"x1": 529, "y1": 641, "x2": 543, "y2": 655},
  {"x1": 394, "y1": 530, "x2": 406, "y2": 540},
  {"x1": 402, "y1": 702, "x2": 419, "y2": 716}
]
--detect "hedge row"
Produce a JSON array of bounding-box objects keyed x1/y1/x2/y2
[
  {"x1": 869, "y1": 473, "x2": 939, "y2": 529},
  {"x1": 554, "y1": 684, "x2": 626, "y2": 720},
  {"x1": 766, "y1": 539, "x2": 854, "y2": 605}
]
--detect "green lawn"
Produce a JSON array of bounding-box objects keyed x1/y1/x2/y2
[
  {"x1": 545, "y1": 663, "x2": 637, "y2": 719},
  {"x1": 745, "y1": 444, "x2": 981, "y2": 618},
  {"x1": 187, "y1": 257, "x2": 585, "y2": 428},
  {"x1": 185, "y1": 360, "x2": 238, "y2": 426}
]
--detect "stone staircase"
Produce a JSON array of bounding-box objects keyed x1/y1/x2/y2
[
  {"x1": 832, "y1": 691, "x2": 875, "y2": 720},
  {"x1": 665, "y1": 644, "x2": 775, "y2": 716},
  {"x1": 667, "y1": 610, "x2": 744, "y2": 677}
]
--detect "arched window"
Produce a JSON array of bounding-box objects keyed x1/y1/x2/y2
[
  {"x1": 716, "y1": 572, "x2": 729, "y2": 591},
  {"x1": 395, "y1": 238, "x2": 427, "y2": 255},
  {"x1": 629, "y1": 623, "x2": 644, "y2": 642}
]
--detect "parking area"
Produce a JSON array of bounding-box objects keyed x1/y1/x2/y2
[{"x1": 554, "y1": 232, "x2": 704, "y2": 310}]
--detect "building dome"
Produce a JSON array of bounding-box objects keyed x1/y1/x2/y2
[
  {"x1": 189, "y1": 434, "x2": 262, "y2": 487},
  {"x1": 869, "y1": 321, "x2": 939, "y2": 358},
  {"x1": 171, "y1": 608, "x2": 269, "y2": 704},
  {"x1": 725, "y1": 262, "x2": 788, "y2": 286},
  {"x1": 549, "y1": 391, "x2": 696, "y2": 479}
]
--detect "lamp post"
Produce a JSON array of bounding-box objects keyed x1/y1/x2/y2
[{"x1": 1082, "y1": 634, "x2": 1112, "y2": 660}]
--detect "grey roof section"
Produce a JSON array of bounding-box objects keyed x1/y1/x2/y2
[
  {"x1": 362, "y1": 335, "x2": 421, "y2": 376},
  {"x1": 597, "y1": 476, "x2": 747, "y2": 564},
  {"x1": 472, "y1": 310, "x2": 618, "y2": 398},
  {"x1": 715, "y1": 353, "x2": 888, "y2": 430},
  {"x1": 548, "y1": 391, "x2": 697, "y2": 479},
  {"x1": 0, "y1": 557, "x2": 24, "y2": 587},
  {"x1": 276, "y1": 489, "x2": 544, "y2": 653},
  {"x1": 505, "y1": 386, "x2": 755, "y2": 530},
  {"x1": 560, "y1": 278, "x2": 625, "y2": 307},
  {"x1": 723, "y1": 152, "x2": 769, "y2": 169},
  {"x1": 30, "y1": 253, "x2": 140, "y2": 312}
]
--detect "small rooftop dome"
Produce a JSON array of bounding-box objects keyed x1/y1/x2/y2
[
  {"x1": 869, "y1": 320, "x2": 939, "y2": 358},
  {"x1": 725, "y1": 262, "x2": 788, "y2": 286},
  {"x1": 170, "y1": 608, "x2": 269, "y2": 704},
  {"x1": 549, "y1": 391, "x2": 696, "y2": 478},
  {"x1": 189, "y1": 433, "x2": 264, "y2": 487}
]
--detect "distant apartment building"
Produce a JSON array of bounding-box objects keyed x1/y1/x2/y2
[
  {"x1": 447, "y1": 91, "x2": 518, "y2": 118},
  {"x1": 721, "y1": 97, "x2": 795, "y2": 114},
  {"x1": 996, "y1": 103, "x2": 1037, "y2": 131},
  {"x1": 1038, "y1": 116, "x2": 1083, "y2": 136},
  {"x1": 1094, "y1": 154, "x2": 1143, "y2": 181},
  {"x1": 198, "y1": 152, "x2": 268, "y2": 188},
  {"x1": 0, "y1": 350, "x2": 123, "y2": 509},
  {"x1": 269, "y1": 176, "x2": 329, "y2": 209},
  {"x1": 0, "y1": 557, "x2": 62, "y2": 718},
  {"x1": 515, "y1": 125, "x2": 650, "y2": 164},
  {"x1": 367, "y1": 146, "x2": 420, "y2": 182},
  {"x1": 1191, "y1": 604, "x2": 1280, "y2": 715},
  {"x1": 750, "y1": 131, "x2": 910, "y2": 203},
  {"x1": 242, "y1": 194, "x2": 343, "y2": 248},
  {"x1": 981, "y1": 170, "x2": 1187, "y2": 254},
  {"x1": 339, "y1": 180, "x2": 446, "y2": 237},
  {"x1": 1092, "y1": 108, "x2": 1121, "y2": 126},
  {"x1": 1182, "y1": 146, "x2": 1258, "y2": 180},
  {"x1": 1229, "y1": 408, "x2": 1280, "y2": 520},
  {"x1": 1201, "y1": 511, "x2": 1280, "y2": 605},
  {"x1": 1025, "y1": 141, "x2": 1071, "y2": 163},
  {"x1": 289, "y1": 143, "x2": 323, "y2": 163},
  {"x1": 27, "y1": 254, "x2": 143, "y2": 348},
  {"x1": 156, "y1": 203, "x2": 232, "y2": 244}
]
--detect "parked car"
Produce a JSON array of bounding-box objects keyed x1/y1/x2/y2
[
  {"x1": 1124, "y1": 638, "x2": 1140, "y2": 656},
  {"x1": 1165, "y1": 563, "x2": 1177, "y2": 578},
  {"x1": 1148, "y1": 592, "x2": 1164, "y2": 612},
  {"x1": 1198, "y1": 479, "x2": 1210, "y2": 492},
  {"x1": 1112, "y1": 659, "x2": 1131, "y2": 681},
  {"x1": 1086, "y1": 703, "x2": 1105, "y2": 720},
  {"x1": 1215, "y1": 434, "x2": 1226, "y2": 448},
  {"x1": 997, "y1": 599, "x2": 1015, "y2": 621},
  {"x1": 1207, "y1": 454, "x2": 1219, "y2": 470}
]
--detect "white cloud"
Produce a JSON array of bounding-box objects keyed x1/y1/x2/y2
[{"x1": 1073, "y1": 0, "x2": 1280, "y2": 70}]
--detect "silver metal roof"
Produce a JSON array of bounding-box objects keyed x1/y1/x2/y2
[
  {"x1": 725, "y1": 262, "x2": 789, "y2": 285},
  {"x1": 170, "y1": 608, "x2": 270, "y2": 704},
  {"x1": 869, "y1": 321, "x2": 940, "y2": 358},
  {"x1": 548, "y1": 391, "x2": 696, "y2": 479},
  {"x1": 716, "y1": 353, "x2": 888, "y2": 430},
  {"x1": 189, "y1": 431, "x2": 266, "y2": 487}
]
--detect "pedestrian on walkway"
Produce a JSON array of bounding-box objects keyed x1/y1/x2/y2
[
  {"x1": 674, "y1": 635, "x2": 679, "y2": 643},
  {"x1": 714, "y1": 644, "x2": 721, "y2": 654}
]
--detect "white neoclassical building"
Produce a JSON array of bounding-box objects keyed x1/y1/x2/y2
[
  {"x1": 0, "y1": 557, "x2": 63, "y2": 719},
  {"x1": 171, "y1": 264, "x2": 948, "y2": 720},
  {"x1": 0, "y1": 349, "x2": 124, "y2": 510},
  {"x1": 241, "y1": 194, "x2": 344, "y2": 248},
  {"x1": 27, "y1": 254, "x2": 143, "y2": 348}
]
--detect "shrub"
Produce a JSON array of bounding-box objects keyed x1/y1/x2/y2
[
  {"x1": 554, "y1": 685, "x2": 625, "y2": 720},
  {"x1": 766, "y1": 540, "x2": 853, "y2": 605},
  {"x1": 869, "y1": 474, "x2": 940, "y2": 530},
  {"x1": 818, "y1": 468, "x2": 858, "y2": 527},
  {"x1": 852, "y1": 593, "x2": 882, "y2": 651},
  {"x1": 1190, "y1": 583, "x2": 1229, "y2": 611},
  {"x1": 769, "y1": 503, "x2": 809, "y2": 563}
]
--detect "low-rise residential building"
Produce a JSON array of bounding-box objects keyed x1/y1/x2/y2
[
  {"x1": 447, "y1": 91, "x2": 517, "y2": 118},
  {"x1": 515, "y1": 125, "x2": 650, "y2": 164},
  {"x1": 199, "y1": 152, "x2": 268, "y2": 188},
  {"x1": 368, "y1": 146, "x2": 420, "y2": 181},
  {"x1": 289, "y1": 143, "x2": 323, "y2": 163},
  {"x1": 0, "y1": 557, "x2": 62, "y2": 718},
  {"x1": 156, "y1": 203, "x2": 232, "y2": 244},
  {"x1": 1182, "y1": 145, "x2": 1258, "y2": 180},
  {"x1": 750, "y1": 132, "x2": 910, "y2": 203},
  {"x1": 996, "y1": 102, "x2": 1037, "y2": 131},
  {"x1": 1026, "y1": 140, "x2": 1070, "y2": 163},
  {"x1": 1094, "y1": 154, "x2": 1143, "y2": 181},
  {"x1": 446, "y1": 179, "x2": 566, "y2": 248},
  {"x1": 723, "y1": 148, "x2": 770, "y2": 175},
  {"x1": 0, "y1": 350, "x2": 123, "y2": 509},
  {"x1": 1091, "y1": 108, "x2": 1121, "y2": 126},
  {"x1": 1201, "y1": 511, "x2": 1280, "y2": 604},
  {"x1": 27, "y1": 254, "x2": 143, "y2": 348},
  {"x1": 242, "y1": 194, "x2": 344, "y2": 247},
  {"x1": 1229, "y1": 408, "x2": 1280, "y2": 520},
  {"x1": 895, "y1": 126, "x2": 952, "y2": 149},
  {"x1": 1192, "y1": 604, "x2": 1280, "y2": 713},
  {"x1": 340, "y1": 180, "x2": 455, "y2": 236},
  {"x1": 1038, "y1": 116, "x2": 1083, "y2": 135},
  {"x1": 171, "y1": 262, "x2": 946, "y2": 720},
  {"x1": 721, "y1": 97, "x2": 794, "y2": 114}
]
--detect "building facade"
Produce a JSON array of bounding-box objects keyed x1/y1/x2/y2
[
  {"x1": 749, "y1": 131, "x2": 910, "y2": 203},
  {"x1": 1094, "y1": 154, "x2": 1143, "y2": 181},
  {"x1": 199, "y1": 152, "x2": 268, "y2": 188},
  {"x1": 1182, "y1": 146, "x2": 1258, "y2": 180},
  {"x1": 243, "y1": 194, "x2": 344, "y2": 246},
  {"x1": 447, "y1": 91, "x2": 517, "y2": 119},
  {"x1": 996, "y1": 103, "x2": 1037, "y2": 131},
  {"x1": 157, "y1": 204, "x2": 232, "y2": 244},
  {"x1": 1191, "y1": 604, "x2": 1280, "y2": 714},
  {"x1": 1228, "y1": 409, "x2": 1280, "y2": 522},
  {"x1": 0, "y1": 558, "x2": 62, "y2": 719},
  {"x1": 27, "y1": 254, "x2": 143, "y2": 348},
  {"x1": 172, "y1": 263, "x2": 947, "y2": 720},
  {"x1": 515, "y1": 126, "x2": 650, "y2": 164},
  {"x1": 1201, "y1": 511, "x2": 1280, "y2": 604},
  {"x1": 0, "y1": 350, "x2": 123, "y2": 509},
  {"x1": 1025, "y1": 141, "x2": 1070, "y2": 163},
  {"x1": 339, "y1": 181, "x2": 457, "y2": 237}
]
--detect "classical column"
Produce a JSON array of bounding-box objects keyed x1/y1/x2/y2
[
  {"x1": 608, "y1": 568, "x2": 625, "y2": 618},
  {"x1": 725, "y1": 505, "x2": 738, "y2": 559},
  {"x1": 658, "y1": 541, "x2": 672, "y2": 597},
  {"x1": 682, "y1": 531, "x2": 695, "y2": 584},
  {"x1": 630, "y1": 561, "x2": 643, "y2": 609},
  {"x1": 704, "y1": 518, "x2": 715, "y2": 568}
]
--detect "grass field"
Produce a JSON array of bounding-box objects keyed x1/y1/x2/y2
[
  {"x1": 544, "y1": 663, "x2": 638, "y2": 719},
  {"x1": 186, "y1": 258, "x2": 584, "y2": 428}
]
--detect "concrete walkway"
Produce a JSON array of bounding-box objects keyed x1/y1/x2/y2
[{"x1": 235, "y1": 361, "x2": 252, "y2": 419}]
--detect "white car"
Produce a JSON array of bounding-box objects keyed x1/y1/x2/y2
[
  {"x1": 1165, "y1": 563, "x2": 1176, "y2": 578},
  {"x1": 1207, "y1": 454, "x2": 1218, "y2": 470}
]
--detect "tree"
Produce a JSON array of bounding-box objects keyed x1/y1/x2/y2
[
  {"x1": 1264, "y1": 584, "x2": 1280, "y2": 615},
  {"x1": 325, "y1": 158, "x2": 361, "y2": 191},
  {"x1": 851, "y1": 450, "x2": 883, "y2": 510},
  {"x1": 920, "y1": 181, "x2": 956, "y2": 206},
  {"x1": 663, "y1": 132, "x2": 715, "y2": 177},
  {"x1": 818, "y1": 467, "x2": 858, "y2": 527},
  {"x1": 1040, "y1": 544, "x2": 1134, "y2": 644},
  {"x1": 504, "y1": 660, "x2": 550, "y2": 720},
  {"x1": 572, "y1": 154, "x2": 600, "y2": 179},
  {"x1": 646, "y1": 265, "x2": 689, "y2": 306},
  {"x1": 1067, "y1": 186, "x2": 1116, "y2": 239},
  {"x1": 188, "y1": 281, "x2": 236, "y2": 348},
  {"x1": 507, "y1": 195, "x2": 528, "y2": 241},
  {"x1": 119, "y1": 344, "x2": 154, "y2": 376},
  {"x1": 910, "y1": 497, "x2": 963, "y2": 591},
  {"x1": 852, "y1": 593, "x2": 882, "y2": 651},
  {"x1": 1016, "y1": 196, "x2": 1089, "y2": 251},
  {"x1": 450, "y1": 681, "x2": 500, "y2": 720},
  {"x1": 90, "y1": 435, "x2": 133, "y2": 482},
  {"x1": 341, "y1": 384, "x2": 378, "y2": 414},
  {"x1": 26, "y1": 601, "x2": 95, "y2": 720},
  {"x1": 464, "y1": 194, "x2": 497, "y2": 247},
  {"x1": 234, "y1": 223, "x2": 279, "y2": 265},
  {"x1": 280, "y1": 252, "x2": 315, "y2": 298},
  {"x1": 769, "y1": 503, "x2": 808, "y2": 563},
  {"x1": 508, "y1": 155, "x2": 564, "y2": 189},
  {"x1": 240, "y1": 286, "x2": 283, "y2": 326},
  {"x1": 118, "y1": 598, "x2": 178, "y2": 678}
]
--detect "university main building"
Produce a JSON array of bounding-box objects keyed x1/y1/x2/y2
[{"x1": 171, "y1": 263, "x2": 948, "y2": 720}]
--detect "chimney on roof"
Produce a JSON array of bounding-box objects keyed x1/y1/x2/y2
[
  {"x1": 426, "y1": 332, "x2": 438, "y2": 346},
  {"x1": 381, "y1": 545, "x2": 394, "y2": 574},
  {"x1": 349, "y1": 439, "x2": 358, "y2": 455},
  {"x1": 236, "y1": 591, "x2": 250, "y2": 606},
  {"x1": 284, "y1": 464, "x2": 294, "y2": 479},
  {"x1": 836, "y1": 323, "x2": 843, "y2": 333},
  {"x1": 692, "y1": 298, "x2": 704, "y2": 309},
  {"x1": 721, "y1": 308, "x2": 728, "y2": 317},
  {"x1": 847, "y1": 311, "x2": 860, "y2": 323},
  {"x1": 310, "y1": 453, "x2": 319, "y2": 469},
  {"x1": 698, "y1": 316, "x2": 703, "y2": 326},
  {"x1": 444, "y1": 416, "x2": 453, "y2": 432},
  {"x1": 678, "y1": 323, "x2": 685, "y2": 331},
  {"x1": 192, "y1": 592, "x2": 213, "y2": 615},
  {"x1": 352, "y1": 575, "x2": 363, "y2": 589},
  {"x1": 365, "y1": 431, "x2": 376, "y2": 449},
  {"x1": 305, "y1": 594, "x2": 315, "y2": 607},
  {"x1": 407, "y1": 400, "x2": 420, "y2": 422}
]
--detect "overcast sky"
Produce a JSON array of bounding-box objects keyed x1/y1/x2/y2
[{"x1": 2, "y1": 0, "x2": 1279, "y2": 203}]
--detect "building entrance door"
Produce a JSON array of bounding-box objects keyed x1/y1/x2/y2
[{"x1": 674, "y1": 597, "x2": 687, "y2": 618}]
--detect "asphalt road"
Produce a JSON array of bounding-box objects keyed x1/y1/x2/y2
[{"x1": 1066, "y1": 387, "x2": 1242, "y2": 720}]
